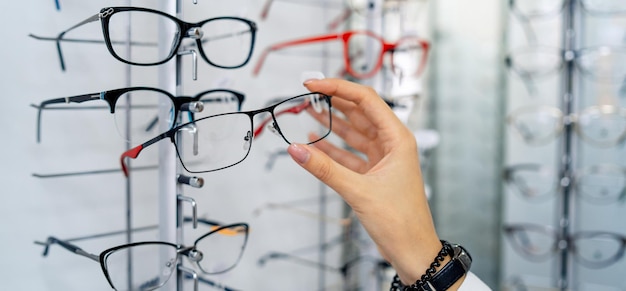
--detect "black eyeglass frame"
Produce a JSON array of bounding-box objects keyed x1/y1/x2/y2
[
  {"x1": 47, "y1": 6, "x2": 257, "y2": 71},
  {"x1": 120, "y1": 92, "x2": 333, "y2": 176},
  {"x1": 38, "y1": 222, "x2": 249, "y2": 290},
  {"x1": 32, "y1": 87, "x2": 246, "y2": 143}
]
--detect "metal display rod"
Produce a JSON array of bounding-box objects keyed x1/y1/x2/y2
[
  {"x1": 558, "y1": 0, "x2": 577, "y2": 289},
  {"x1": 158, "y1": 0, "x2": 181, "y2": 290}
]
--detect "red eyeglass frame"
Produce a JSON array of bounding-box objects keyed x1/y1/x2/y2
[{"x1": 252, "y1": 30, "x2": 430, "y2": 79}]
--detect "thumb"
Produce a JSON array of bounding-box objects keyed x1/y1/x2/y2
[{"x1": 287, "y1": 143, "x2": 356, "y2": 195}]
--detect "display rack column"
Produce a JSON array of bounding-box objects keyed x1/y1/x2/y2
[
  {"x1": 157, "y1": 0, "x2": 182, "y2": 291},
  {"x1": 556, "y1": 0, "x2": 577, "y2": 289}
]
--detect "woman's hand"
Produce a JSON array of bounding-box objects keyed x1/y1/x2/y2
[{"x1": 287, "y1": 78, "x2": 457, "y2": 286}]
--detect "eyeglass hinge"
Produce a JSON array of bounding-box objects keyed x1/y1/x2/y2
[{"x1": 100, "y1": 8, "x2": 114, "y2": 19}]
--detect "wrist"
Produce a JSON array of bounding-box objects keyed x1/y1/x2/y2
[{"x1": 391, "y1": 241, "x2": 472, "y2": 291}]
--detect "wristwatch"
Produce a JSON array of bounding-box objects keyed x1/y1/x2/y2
[{"x1": 421, "y1": 243, "x2": 472, "y2": 291}]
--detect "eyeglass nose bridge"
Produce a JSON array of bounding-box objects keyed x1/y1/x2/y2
[
  {"x1": 186, "y1": 27, "x2": 204, "y2": 40},
  {"x1": 187, "y1": 249, "x2": 204, "y2": 262}
]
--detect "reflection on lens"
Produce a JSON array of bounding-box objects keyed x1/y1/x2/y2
[
  {"x1": 104, "y1": 243, "x2": 178, "y2": 291},
  {"x1": 113, "y1": 90, "x2": 175, "y2": 142},
  {"x1": 194, "y1": 224, "x2": 248, "y2": 274},
  {"x1": 273, "y1": 93, "x2": 332, "y2": 144},
  {"x1": 108, "y1": 11, "x2": 179, "y2": 65},
  {"x1": 200, "y1": 18, "x2": 253, "y2": 68},
  {"x1": 175, "y1": 113, "x2": 252, "y2": 173}
]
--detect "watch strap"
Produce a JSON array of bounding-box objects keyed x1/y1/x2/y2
[{"x1": 425, "y1": 244, "x2": 472, "y2": 291}]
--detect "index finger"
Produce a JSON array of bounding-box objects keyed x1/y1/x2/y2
[{"x1": 303, "y1": 78, "x2": 402, "y2": 130}]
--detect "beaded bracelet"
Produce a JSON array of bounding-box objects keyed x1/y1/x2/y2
[{"x1": 389, "y1": 240, "x2": 453, "y2": 291}]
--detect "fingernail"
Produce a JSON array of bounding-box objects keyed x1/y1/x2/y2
[
  {"x1": 303, "y1": 78, "x2": 318, "y2": 85},
  {"x1": 288, "y1": 144, "x2": 310, "y2": 164}
]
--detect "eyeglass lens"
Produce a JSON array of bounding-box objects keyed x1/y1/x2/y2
[
  {"x1": 106, "y1": 11, "x2": 254, "y2": 67},
  {"x1": 346, "y1": 32, "x2": 384, "y2": 77},
  {"x1": 577, "y1": 107, "x2": 626, "y2": 145},
  {"x1": 194, "y1": 225, "x2": 248, "y2": 274},
  {"x1": 508, "y1": 166, "x2": 556, "y2": 200},
  {"x1": 173, "y1": 93, "x2": 331, "y2": 173},
  {"x1": 511, "y1": 0, "x2": 565, "y2": 18},
  {"x1": 113, "y1": 90, "x2": 242, "y2": 142},
  {"x1": 390, "y1": 37, "x2": 425, "y2": 78},
  {"x1": 508, "y1": 108, "x2": 562, "y2": 145},
  {"x1": 581, "y1": 0, "x2": 626, "y2": 14},
  {"x1": 512, "y1": 0, "x2": 626, "y2": 17},
  {"x1": 103, "y1": 224, "x2": 248, "y2": 290},
  {"x1": 104, "y1": 243, "x2": 178, "y2": 291}
]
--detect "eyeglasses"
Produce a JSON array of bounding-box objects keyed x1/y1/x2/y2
[
  {"x1": 29, "y1": 7, "x2": 257, "y2": 71},
  {"x1": 506, "y1": 104, "x2": 626, "y2": 147},
  {"x1": 253, "y1": 30, "x2": 429, "y2": 79},
  {"x1": 503, "y1": 223, "x2": 626, "y2": 269},
  {"x1": 509, "y1": 0, "x2": 626, "y2": 44},
  {"x1": 120, "y1": 92, "x2": 332, "y2": 176},
  {"x1": 510, "y1": 0, "x2": 626, "y2": 19},
  {"x1": 260, "y1": 0, "x2": 426, "y2": 31},
  {"x1": 37, "y1": 223, "x2": 249, "y2": 291},
  {"x1": 504, "y1": 163, "x2": 626, "y2": 204},
  {"x1": 505, "y1": 46, "x2": 626, "y2": 96},
  {"x1": 31, "y1": 87, "x2": 245, "y2": 143}
]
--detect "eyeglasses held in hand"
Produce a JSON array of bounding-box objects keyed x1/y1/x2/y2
[
  {"x1": 253, "y1": 30, "x2": 429, "y2": 79},
  {"x1": 506, "y1": 104, "x2": 626, "y2": 147},
  {"x1": 36, "y1": 223, "x2": 249, "y2": 291},
  {"x1": 503, "y1": 223, "x2": 626, "y2": 269},
  {"x1": 29, "y1": 7, "x2": 257, "y2": 71},
  {"x1": 509, "y1": 0, "x2": 626, "y2": 44},
  {"x1": 504, "y1": 163, "x2": 626, "y2": 204},
  {"x1": 120, "y1": 92, "x2": 332, "y2": 176},
  {"x1": 505, "y1": 46, "x2": 626, "y2": 96},
  {"x1": 31, "y1": 87, "x2": 245, "y2": 143}
]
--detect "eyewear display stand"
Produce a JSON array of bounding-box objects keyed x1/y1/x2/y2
[
  {"x1": 504, "y1": 1, "x2": 626, "y2": 290},
  {"x1": 157, "y1": 1, "x2": 184, "y2": 290},
  {"x1": 556, "y1": 1, "x2": 576, "y2": 289}
]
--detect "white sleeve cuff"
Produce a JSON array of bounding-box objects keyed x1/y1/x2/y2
[{"x1": 458, "y1": 271, "x2": 492, "y2": 291}]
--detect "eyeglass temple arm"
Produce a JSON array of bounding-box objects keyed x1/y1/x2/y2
[
  {"x1": 35, "y1": 236, "x2": 99, "y2": 262},
  {"x1": 32, "y1": 93, "x2": 104, "y2": 143},
  {"x1": 184, "y1": 273, "x2": 240, "y2": 291},
  {"x1": 257, "y1": 251, "x2": 340, "y2": 273},
  {"x1": 259, "y1": 0, "x2": 275, "y2": 19},
  {"x1": 120, "y1": 133, "x2": 168, "y2": 177},
  {"x1": 252, "y1": 33, "x2": 340, "y2": 76},
  {"x1": 54, "y1": 12, "x2": 104, "y2": 71},
  {"x1": 253, "y1": 100, "x2": 310, "y2": 138}
]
